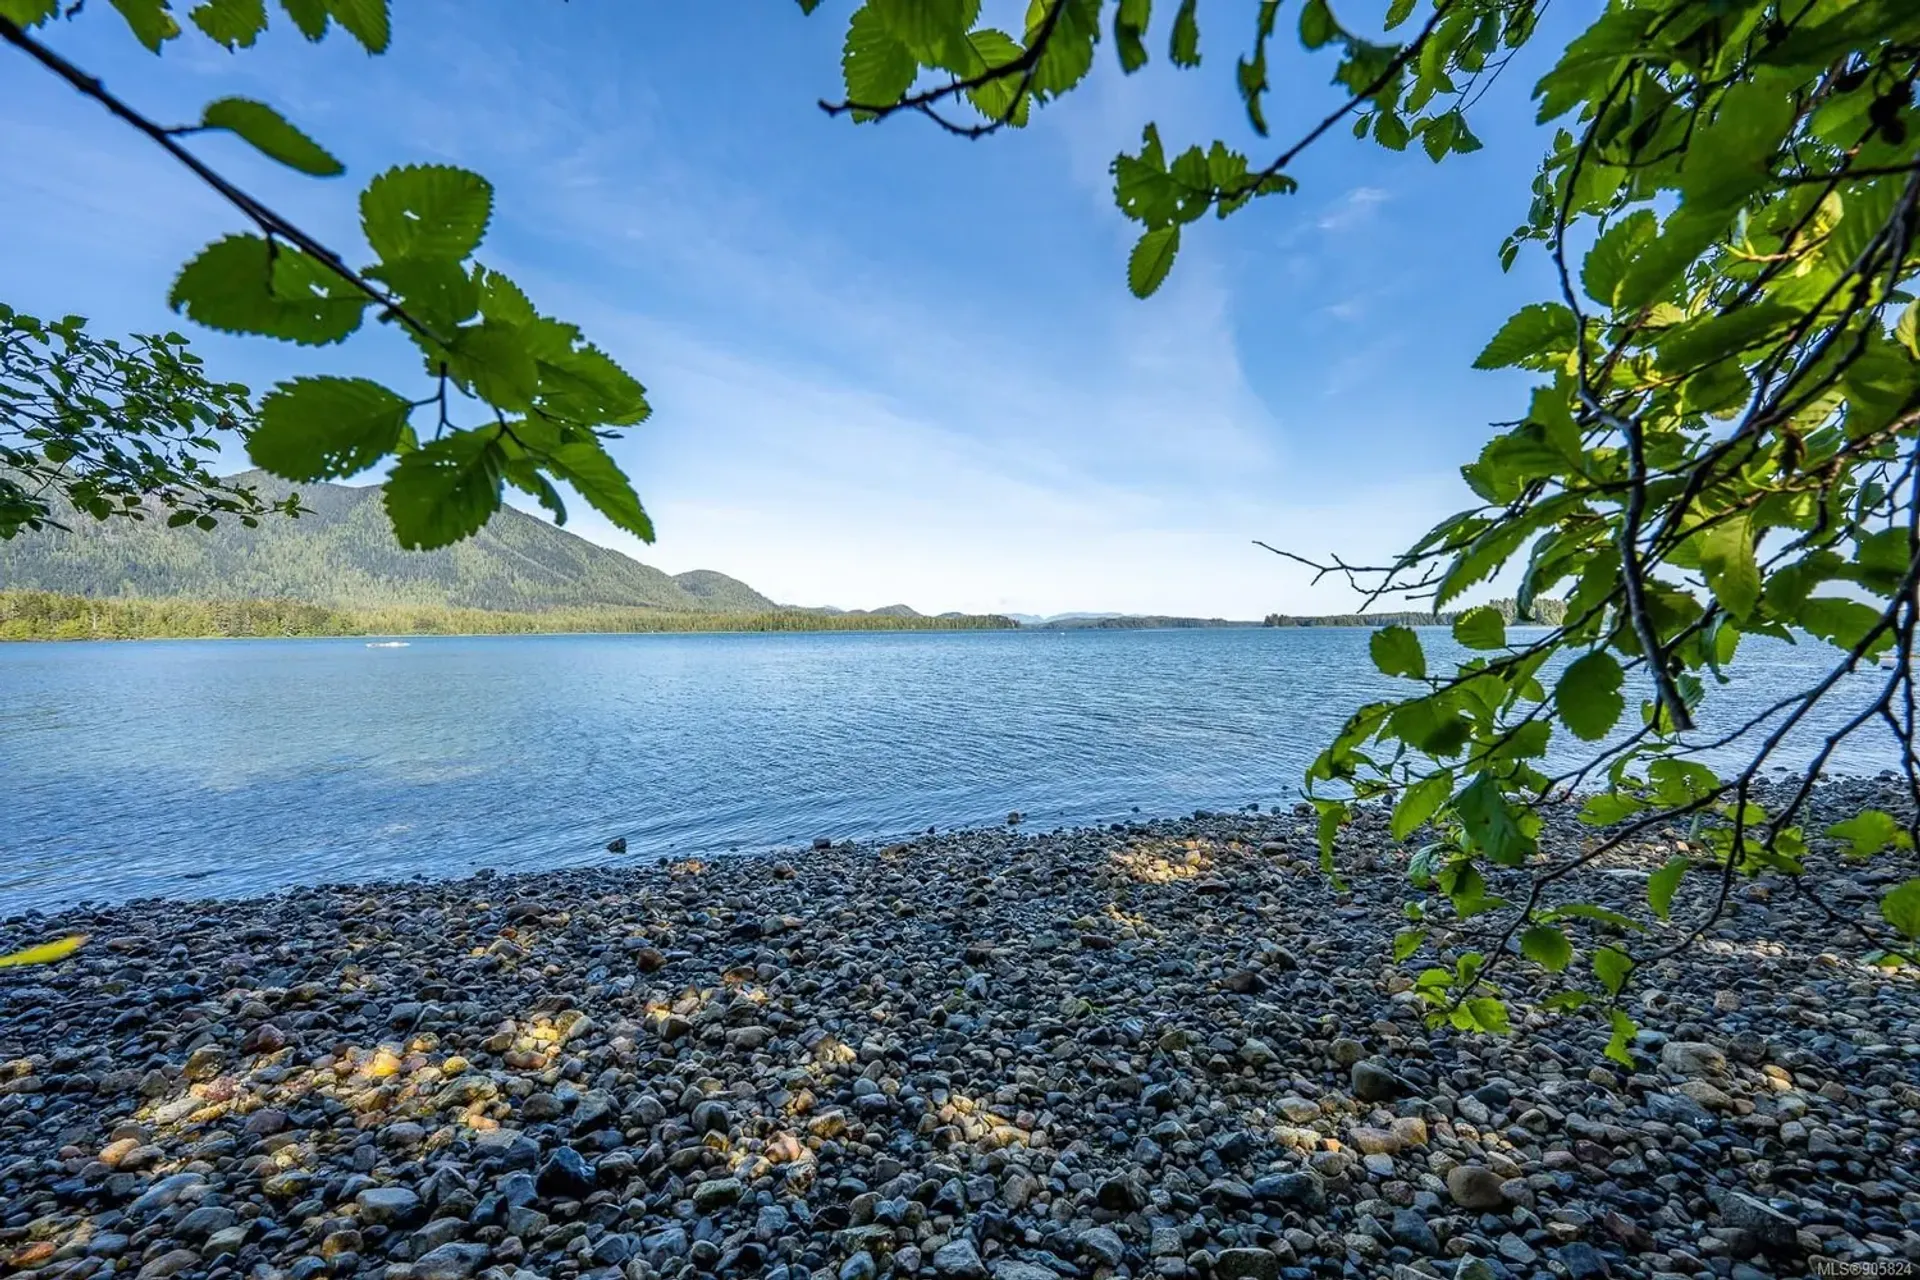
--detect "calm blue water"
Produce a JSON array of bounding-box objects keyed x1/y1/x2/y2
[{"x1": 0, "y1": 627, "x2": 1903, "y2": 911}]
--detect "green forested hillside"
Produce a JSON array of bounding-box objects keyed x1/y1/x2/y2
[
  {"x1": 0, "y1": 471, "x2": 756, "y2": 613},
  {"x1": 671, "y1": 569, "x2": 778, "y2": 612}
]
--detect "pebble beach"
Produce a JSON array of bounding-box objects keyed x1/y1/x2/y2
[{"x1": 3, "y1": 785, "x2": 1917, "y2": 1280}]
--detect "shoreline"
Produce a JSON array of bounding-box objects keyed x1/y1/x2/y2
[{"x1": 3, "y1": 797, "x2": 1915, "y2": 1280}]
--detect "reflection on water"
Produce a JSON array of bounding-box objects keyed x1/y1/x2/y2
[{"x1": 0, "y1": 627, "x2": 1900, "y2": 910}]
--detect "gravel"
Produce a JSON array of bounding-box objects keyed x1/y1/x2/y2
[{"x1": 2, "y1": 782, "x2": 1917, "y2": 1280}]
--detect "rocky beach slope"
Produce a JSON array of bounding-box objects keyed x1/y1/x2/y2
[{"x1": 2, "y1": 789, "x2": 1917, "y2": 1280}]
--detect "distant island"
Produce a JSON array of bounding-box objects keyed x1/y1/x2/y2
[{"x1": 1262, "y1": 598, "x2": 1569, "y2": 627}]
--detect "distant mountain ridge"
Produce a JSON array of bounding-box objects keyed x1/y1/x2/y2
[{"x1": 0, "y1": 472, "x2": 896, "y2": 616}]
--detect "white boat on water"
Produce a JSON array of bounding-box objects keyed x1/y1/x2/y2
[{"x1": 366, "y1": 641, "x2": 410, "y2": 649}]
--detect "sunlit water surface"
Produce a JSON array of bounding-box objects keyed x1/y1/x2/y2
[{"x1": 0, "y1": 627, "x2": 1902, "y2": 910}]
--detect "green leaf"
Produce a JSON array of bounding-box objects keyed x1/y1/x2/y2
[
  {"x1": 964, "y1": 28, "x2": 1031, "y2": 124},
  {"x1": 1542, "y1": 990, "x2": 1589, "y2": 1013},
  {"x1": 1452, "y1": 605, "x2": 1506, "y2": 650},
  {"x1": 1390, "y1": 770, "x2": 1452, "y2": 840},
  {"x1": 189, "y1": 0, "x2": 266, "y2": 47},
  {"x1": 1556, "y1": 650, "x2": 1625, "y2": 741},
  {"x1": 869, "y1": 0, "x2": 979, "y2": 58},
  {"x1": 1579, "y1": 792, "x2": 1641, "y2": 827},
  {"x1": 842, "y1": 5, "x2": 918, "y2": 110},
  {"x1": 1167, "y1": 0, "x2": 1198, "y2": 66},
  {"x1": 1369, "y1": 624, "x2": 1425, "y2": 679},
  {"x1": 0, "y1": 1, "x2": 61, "y2": 28},
  {"x1": 278, "y1": 0, "x2": 327, "y2": 38},
  {"x1": 108, "y1": 0, "x2": 180, "y2": 50},
  {"x1": 1382, "y1": 0, "x2": 1414, "y2": 29},
  {"x1": 324, "y1": 0, "x2": 388, "y2": 51},
  {"x1": 1882, "y1": 879, "x2": 1920, "y2": 940},
  {"x1": 1473, "y1": 302, "x2": 1577, "y2": 370},
  {"x1": 382, "y1": 429, "x2": 506, "y2": 550},
  {"x1": 447, "y1": 322, "x2": 539, "y2": 411},
  {"x1": 1465, "y1": 996, "x2": 1510, "y2": 1034},
  {"x1": 1392, "y1": 927, "x2": 1427, "y2": 961},
  {"x1": 535, "y1": 343, "x2": 652, "y2": 428},
  {"x1": 1647, "y1": 856, "x2": 1687, "y2": 921},
  {"x1": 1581, "y1": 209, "x2": 1655, "y2": 310},
  {"x1": 169, "y1": 234, "x2": 368, "y2": 345},
  {"x1": 1298, "y1": 0, "x2": 1338, "y2": 49},
  {"x1": 361, "y1": 165, "x2": 493, "y2": 264},
  {"x1": 248, "y1": 376, "x2": 410, "y2": 481},
  {"x1": 1024, "y1": 0, "x2": 1100, "y2": 96},
  {"x1": 1604, "y1": 1009, "x2": 1636, "y2": 1066},
  {"x1": 1520, "y1": 923, "x2": 1572, "y2": 972},
  {"x1": 544, "y1": 437, "x2": 655, "y2": 542},
  {"x1": 1797, "y1": 596, "x2": 1885, "y2": 654},
  {"x1": 365, "y1": 256, "x2": 480, "y2": 335},
  {"x1": 1592, "y1": 946, "x2": 1633, "y2": 995},
  {"x1": 1897, "y1": 301, "x2": 1920, "y2": 360},
  {"x1": 1828, "y1": 810, "x2": 1909, "y2": 859},
  {"x1": 1128, "y1": 225, "x2": 1180, "y2": 298},
  {"x1": 1696, "y1": 513, "x2": 1760, "y2": 620},
  {"x1": 0, "y1": 934, "x2": 87, "y2": 967},
  {"x1": 1455, "y1": 772, "x2": 1532, "y2": 866},
  {"x1": 1113, "y1": 0, "x2": 1149, "y2": 72},
  {"x1": 1552, "y1": 902, "x2": 1644, "y2": 931},
  {"x1": 200, "y1": 98, "x2": 343, "y2": 176},
  {"x1": 1373, "y1": 111, "x2": 1410, "y2": 150}
]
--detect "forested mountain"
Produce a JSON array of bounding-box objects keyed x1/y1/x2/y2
[{"x1": 0, "y1": 472, "x2": 773, "y2": 613}]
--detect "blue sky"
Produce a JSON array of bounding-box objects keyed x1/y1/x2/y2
[{"x1": 2, "y1": 1, "x2": 1580, "y2": 616}]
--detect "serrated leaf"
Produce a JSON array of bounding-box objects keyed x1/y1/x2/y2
[
  {"x1": 365, "y1": 256, "x2": 479, "y2": 336},
  {"x1": 1556, "y1": 650, "x2": 1624, "y2": 741},
  {"x1": 447, "y1": 322, "x2": 538, "y2": 411},
  {"x1": 0, "y1": 935, "x2": 87, "y2": 967},
  {"x1": 1369, "y1": 624, "x2": 1425, "y2": 679},
  {"x1": 1697, "y1": 513, "x2": 1760, "y2": 620},
  {"x1": 1648, "y1": 856, "x2": 1687, "y2": 920},
  {"x1": 1455, "y1": 772, "x2": 1533, "y2": 866},
  {"x1": 1391, "y1": 770, "x2": 1452, "y2": 840},
  {"x1": 1128, "y1": 224, "x2": 1180, "y2": 298},
  {"x1": 536, "y1": 343, "x2": 652, "y2": 428},
  {"x1": 963, "y1": 28, "x2": 1031, "y2": 124},
  {"x1": 1582, "y1": 209, "x2": 1655, "y2": 309},
  {"x1": 1882, "y1": 879, "x2": 1920, "y2": 940},
  {"x1": 1604, "y1": 1009, "x2": 1636, "y2": 1066},
  {"x1": 1520, "y1": 923, "x2": 1572, "y2": 972},
  {"x1": 325, "y1": 0, "x2": 387, "y2": 51},
  {"x1": 361, "y1": 165, "x2": 493, "y2": 264},
  {"x1": 383, "y1": 429, "x2": 505, "y2": 550},
  {"x1": 1392, "y1": 927, "x2": 1427, "y2": 961},
  {"x1": 249, "y1": 376, "x2": 410, "y2": 480},
  {"x1": 108, "y1": 0, "x2": 180, "y2": 51},
  {"x1": 201, "y1": 98, "x2": 343, "y2": 176},
  {"x1": 1828, "y1": 810, "x2": 1907, "y2": 859},
  {"x1": 189, "y1": 0, "x2": 266, "y2": 47},
  {"x1": 1465, "y1": 996, "x2": 1510, "y2": 1034},
  {"x1": 841, "y1": 5, "x2": 917, "y2": 110},
  {"x1": 1579, "y1": 792, "x2": 1642, "y2": 826},
  {"x1": 869, "y1": 0, "x2": 978, "y2": 59},
  {"x1": 0, "y1": 0, "x2": 61, "y2": 28},
  {"x1": 169, "y1": 234, "x2": 368, "y2": 345},
  {"x1": 1452, "y1": 605, "x2": 1506, "y2": 650},
  {"x1": 1592, "y1": 945, "x2": 1633, "y2": 995},
  {"x1": 1473, "y1": 302, "x2": 1577, "y2": 370},
  {"x1": 278, "y1": 0, "x2": 326, "y2": 38},
  {"x1": 1026, "y1": 0, "x2": 1099, "y2": 96},
  {"x1": 1898, "y1": 301, "x2": 1920, "y2": 359},
  {"x1": 545, "y1": 437, "x2": 654, "y2": 542},
  {"x1": 1167, "y1": 0, "x2": 1198, "y2": 65}
]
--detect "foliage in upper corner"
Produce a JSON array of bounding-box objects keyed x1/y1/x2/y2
[
  {"x1": 3, "y1": 0, "x2": 655, "y2": 552},
  {"x1": 806, "y1": 0, "x2": 1920, "y2": 1054},
  {"x1": 0, "y1": 305, "x2": 299, "y2": 540}
]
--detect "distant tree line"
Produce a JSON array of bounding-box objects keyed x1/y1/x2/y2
[
  {"x1": 0, "y1": 591, "x2": 1014, "y2": 641},
  {"x1": 1263, "y1": 599, "x2": 1569, "y2": 628}
]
